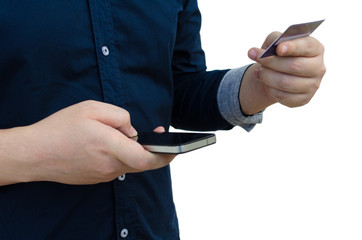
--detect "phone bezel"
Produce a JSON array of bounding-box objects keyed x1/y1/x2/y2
[{"x1": 134, "y1": 132, "x2": 216, "y2": 154}]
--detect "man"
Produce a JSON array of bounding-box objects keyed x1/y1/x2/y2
[{"x1": 0, "y1": 0, "x2": 325, "y2": 239}]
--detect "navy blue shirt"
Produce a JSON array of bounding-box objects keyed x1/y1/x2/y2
[{"x1": 0, "y1": 0, "x2": 233, "y2": 239}]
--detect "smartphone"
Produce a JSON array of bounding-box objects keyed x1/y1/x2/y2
[{"x1": 133, "y1": 132, "x2": 216, "y2": 154}]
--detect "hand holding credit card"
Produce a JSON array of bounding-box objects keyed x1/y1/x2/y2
[{"x1": 260, "y1": 19, "x2": 324, "y2": 58}]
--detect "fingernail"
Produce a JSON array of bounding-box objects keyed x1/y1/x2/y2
[
  {"x1": 129, "y1": 127, "x2": 138, "y2": 137},
  {"x1": 248, "y1": 49, "x2": 257, "y2": 60},
  {"x1": 254, "y1": 68, "x2": 260, "y2": 78},
  {"x1": 153, "y1": 126, "x2": 165, "y2": 134}
]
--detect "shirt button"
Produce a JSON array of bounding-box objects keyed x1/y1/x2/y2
[
  {"x1": 102, "y1": 46, "x2": 109, "y2": 56},
  {"x1": 118, "y1": 174, "x2": 126, "y2": 181},
  {"x1": 120, "y1": 228, "x2": 128, "y2": 238}
]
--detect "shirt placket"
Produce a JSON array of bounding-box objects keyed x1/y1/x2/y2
[
  {"x1": 88, "y1": 0, "x2": 132, "y2": 239},
  {"x1": 88, "y1": 0, "x2": 126, "y2": 107}
]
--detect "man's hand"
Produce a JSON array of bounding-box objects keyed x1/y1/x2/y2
[
  {"x1": 239, "y1": 32, "x2": 326, "y2": 115},
  {"x1": 0, "y1": 101, "x2": 175, "y2": 186}
]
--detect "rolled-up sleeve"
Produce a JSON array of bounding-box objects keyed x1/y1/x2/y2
[{"x1": 217, "y1": 65, "x2": 263, "y2": 132}]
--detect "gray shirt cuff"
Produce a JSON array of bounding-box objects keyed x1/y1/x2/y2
[{"x1": 217, "y1": 65, "x2": 263, "y2": 132}]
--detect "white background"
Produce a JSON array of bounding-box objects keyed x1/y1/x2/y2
[{"x1": 171, "y1": 0, "x2": 362, "y2": 239}]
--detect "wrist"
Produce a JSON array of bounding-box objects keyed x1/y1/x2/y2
[
  {"x1": 0, "y1": 126, "x2": 42, "y2": 185},
  {"x1": 239, "y1": 64, "x2": 276, "y2": 115}
]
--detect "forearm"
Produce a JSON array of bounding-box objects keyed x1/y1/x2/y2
[
  {"x1": 171, "y1": 69, "x2": 233, "y2": 131},
  {"x1": 172, "y1": 66, "x2": 265, "y2": 132},
  {"x1": 0, "y1": 127, "x2": 37, "y2": 186}
]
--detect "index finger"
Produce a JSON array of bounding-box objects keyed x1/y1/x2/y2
[
  {"x1": 276, "y1": 36, "x2": 325, "y2": 57},
  {"x1": 80, "y1": 100, "x2": 138, "y2": 137}
]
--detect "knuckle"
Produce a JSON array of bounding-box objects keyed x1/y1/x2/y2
[
  {"x1": 288, "y1": 60, "x2": 303, "y2": 74},
  {"x1": 81, "y1": 100, "x2": 100, "y2": 114},
  {"x1": 308, "y1": 77, "x2": 321, "y2": 94},
  {"x1": 121, "y1": 109, "x2": 131, "y2": 121},
  {"x1": 314, "y1": 38, "x2": 325, "y2": 54},
  {"x1": 287, "y1": 95, "x2": 311, "y2": 108},
  {"x1": 320, "y1": 65, "x2": 327, "y2": 77},
  {"x1": 302, "y1": 96, "x2": 312, "y2": 106},
  {"x1": 298, "y1": 96, "x2": 311, "y2": 107},
  {"x1": 319, "y1": 42, "x2": 325, "y2": 54},
  {"x1": 278, "y1": 75, "x2": 292, "y2": 91},
  {"x1": 284, "y1": 99, "x2": 299, "y2": 108},
  {"x1": 83, "y1": 100, "x2": 98, "y2": 107},
  {"x1": 312, "y1": 80, "x2": 321, "y2": 92},
  {"x1": 117, "y1": 108, "x2": 131, "y2": 126},
  {"x1": 284, "y1": 102, "x2": 295, "y2": 108},
  {"x1": 305, "y1": 39, "x2": 315, "y2": 55}
]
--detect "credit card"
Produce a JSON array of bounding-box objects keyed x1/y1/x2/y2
[{"x1": 260, "y1": 19, "x2": 324, "y2": 58}]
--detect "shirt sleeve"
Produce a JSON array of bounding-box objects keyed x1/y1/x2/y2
[
  {"x1": 171, "y1": 0, "x2": 234, "y2": 131},
  {"x1": 171, "y1": 0, "x2": 262, "y2": 132},
  {"x1": 217, "y1": 65, "x2": 263, "y2": 132}
]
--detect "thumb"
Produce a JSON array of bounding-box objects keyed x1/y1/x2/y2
[{"x1": 248, "y1": 31, "x2": 282, "y2": 62}]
